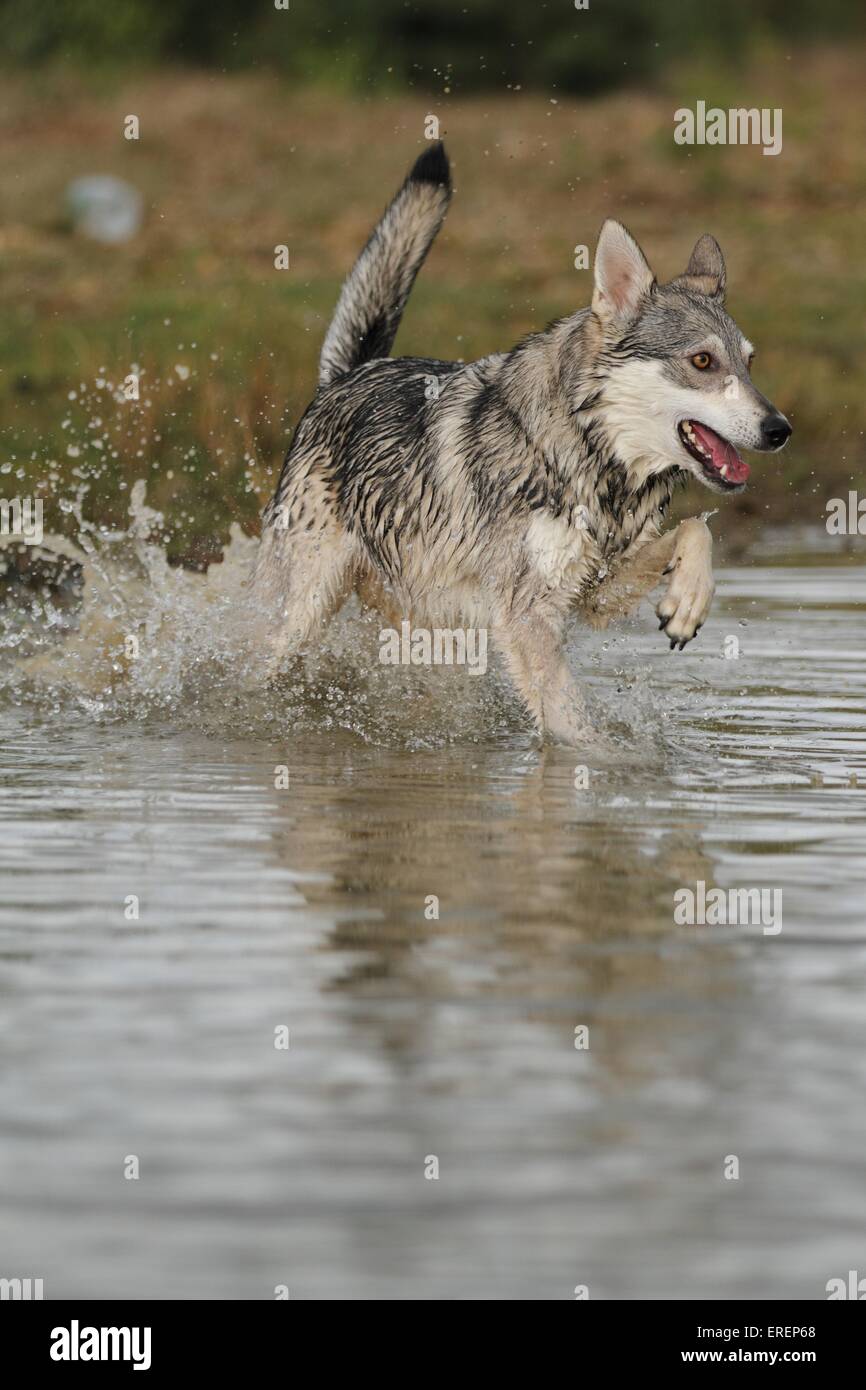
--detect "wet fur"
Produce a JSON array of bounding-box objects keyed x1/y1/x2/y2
[{"x1": 251, "y1": 144, "x2": 789, "y2": 743}]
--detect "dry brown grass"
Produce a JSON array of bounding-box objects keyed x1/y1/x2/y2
[{"x1": 1, "y1": 48, "x2": 863, "y2": 556}]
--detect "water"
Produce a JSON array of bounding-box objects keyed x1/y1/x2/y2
[{"x1": 1, "y1": 519, "x2": 864, "y2": 1300}]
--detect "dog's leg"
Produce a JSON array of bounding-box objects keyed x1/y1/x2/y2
[
  {"x1": 585, "y1": 517, "x2": 715, "y2": 648},
  {"x1": 354, "y1": 567, "x2": 404, "y2": 629},
  {"x1": 654, "y1": 518, "x2": 715, "y2": 648},
  {"x1": 248, "y1": 523, "x2": 356, "y2": 677},
  {"x1": 496, "y1": 611, "x2": 592, "y2": 745}
]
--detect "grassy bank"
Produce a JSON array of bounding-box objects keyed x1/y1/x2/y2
[{"x1": 1, "y1": 49, "x2": 864, "y2": 561}]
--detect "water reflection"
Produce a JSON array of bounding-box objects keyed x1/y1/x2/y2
[{"x1": 0, "y1": 544, "x2": 864, "y2": 1299}]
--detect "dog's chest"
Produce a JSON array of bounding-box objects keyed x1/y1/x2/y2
[{"x1": 524, "y1": 511, "x2": 600, "y2": 592}]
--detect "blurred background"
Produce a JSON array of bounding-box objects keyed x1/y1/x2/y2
[{"x1": 0, "y1": 0, "x2": 864, "y2": 563}]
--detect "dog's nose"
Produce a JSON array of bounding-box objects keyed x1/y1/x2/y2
[{"x1": 761, "y1": 412, "x2": 792, "y2": 449}]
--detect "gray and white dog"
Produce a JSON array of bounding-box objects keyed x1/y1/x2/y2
[{"x1": 252, "y1": 143, "x2": 791, "y2": 743}]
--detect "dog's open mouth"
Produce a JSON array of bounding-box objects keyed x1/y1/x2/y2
[{"x1": 678, "y1": 420, "x2": 750, "y2": 489}]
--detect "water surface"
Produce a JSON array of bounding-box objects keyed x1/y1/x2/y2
[{"x1": 1, "y1": 532, "x2": 864, "y2": 1299}]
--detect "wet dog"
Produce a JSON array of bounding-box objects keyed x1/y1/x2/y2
[{"x1": 252, "y1": 143, "x2": 791, "y2": 742}]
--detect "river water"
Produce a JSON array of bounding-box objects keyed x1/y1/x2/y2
[{"x1": 1, "y1": 522, "x2": 864, "y2": 1299}]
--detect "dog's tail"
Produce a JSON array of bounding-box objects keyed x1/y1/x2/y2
[{"x1": 318, "y1": 142, "x2": 452, "y2": 388}]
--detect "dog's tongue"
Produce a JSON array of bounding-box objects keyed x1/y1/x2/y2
[{"x1": 690, "y1": 421, "x2": 750, "y2": 483}]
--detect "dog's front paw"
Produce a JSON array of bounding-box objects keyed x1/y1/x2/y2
[{"x1": 656, "y1": 522, "x2": 715, "y2": 650}]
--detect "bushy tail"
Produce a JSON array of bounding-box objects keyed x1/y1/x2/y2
[{"x1": 318, "y1": 143, "x2": 451, "y2": 387}]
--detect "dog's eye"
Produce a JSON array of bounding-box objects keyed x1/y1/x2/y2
[{"x1": 691, "y1": 352, "x2": 713, "y2": 370}]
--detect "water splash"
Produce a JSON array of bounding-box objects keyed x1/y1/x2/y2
[{"x1": 1, "y1": 481, "x2": 673, "y2": 753}]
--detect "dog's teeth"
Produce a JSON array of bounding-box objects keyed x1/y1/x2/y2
[{"x1": 720, "y1": 464, "x2": 730, "y2": 479}]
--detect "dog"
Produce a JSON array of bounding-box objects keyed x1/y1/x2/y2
[{"x1": 251, "y1": 143, "x2": 791, "y2": 743}]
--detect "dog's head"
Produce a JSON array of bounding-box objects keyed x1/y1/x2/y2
[{"x1": 587, "y1": 221, "x2": 791, "y2": 494}]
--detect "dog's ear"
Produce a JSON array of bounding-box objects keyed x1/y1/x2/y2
[
  {"x1": 673, "y1": 234, "x2": 727, "y2": 301},
  {"x1": 592, "y1": 221, "x2": 655, "y2": 327}
]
